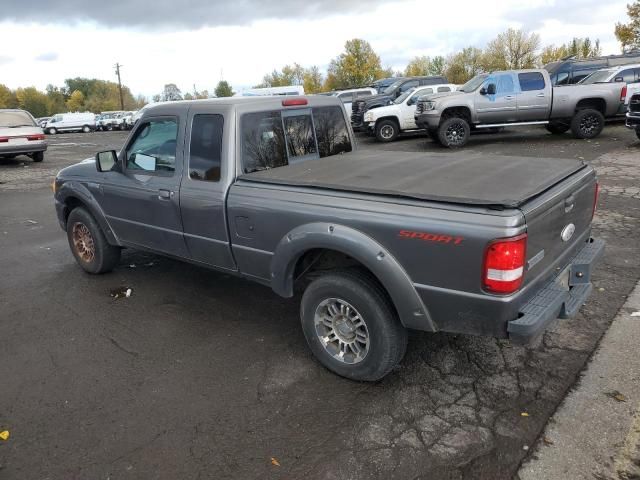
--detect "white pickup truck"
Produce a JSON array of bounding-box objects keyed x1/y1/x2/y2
[{"x1": 364, "y1": 84, "x2": 457, "y2": 142}]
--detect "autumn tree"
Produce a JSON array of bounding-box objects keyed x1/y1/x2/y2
[
  {"x1": 615, "y1": 1, "x2": 640, "y2": 51},
  {"x1": 303, "y1": 66, "x2": 323, "y2": 93},
  {"x1": 444, "y1": 47, "x2": 485, "y2": 84},
  {"x1": 327, "y1": 39, "x2": 384, "y2": 88},
  {"x1": 405, "y1": 56, "x2": 432, "y2": 76},
  {"x1": 15, "y1": 87, "x2": 49, "y2": 118},
  {"x1": 0, "y1": 84, "x2": 17, "y2": 109},
  {"x1": 540, "y1": 37, "x2": 602, "y2": 65},
  {"x1": 214, "y1": 80, "x2": 234, "y2": 97},
  {"x1": 483, "y1": 28, "x2": 540, "y2": 70},
  {"x1": 66, "y1": 90, "x2": 85, "y2": 111}
]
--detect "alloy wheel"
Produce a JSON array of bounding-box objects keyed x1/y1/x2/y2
[{"x1": 314, "y1": 298, "x2": 370, "y2": 364}]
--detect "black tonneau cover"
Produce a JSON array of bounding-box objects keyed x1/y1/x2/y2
[{"x1": 240, "y1": 150, "x2": 586, "y2": 208}]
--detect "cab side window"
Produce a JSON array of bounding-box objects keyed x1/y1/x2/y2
[
  {"x1": 126, "y1": 119, "x2": 178, "y2": 174},
  {"x1": 495, "y1": 74, "x2": 515, "y2": 95},
  {"x1": 189, "y1": 114, "x2": 223, "y2": 182},
  {"x1": 518, "y1": 72, "x2": 546, "y2": 91}
]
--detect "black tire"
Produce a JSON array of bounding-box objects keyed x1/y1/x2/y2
[
  {"x1": 545, "y1": 122, "x2": 570, "y2": 135},
  {"x1": 375, "y1": 119, "x2": 399, "y2": 142},
  {"x1": 300, "y1": 269, "x2": 408, "y2": 381},
  {"x1": 570, "y1": 109, "x2": 604, "y2": 139},
  {"x1": 82, "y1": 125, "x2": 91, "y2": 133},
  {"x1": 437, "y1": 116, "x2": 470, "y2": 148},
  {"x1": 66, "y1": 207, "x2": 121, "y2": 274},
  {"x1": 636, "y1": 128, "x2": 640, "y2": 141},
  {"x1": 47, "y1": 127, "x2": 57, "y2": 135},
  {"x1": 106, "y1": 124, "x2": 113, "y2": 131},
  {"x1": 32, "y1": 151, "x2": 44, "y2": 162}
]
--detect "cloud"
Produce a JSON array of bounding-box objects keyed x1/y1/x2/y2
[
  {"x1": 35, "y1": 52, "x2": 58, "y2": 61},
  {"x1": 0, "y1": 0, "x2": 389, "y2": 28}
]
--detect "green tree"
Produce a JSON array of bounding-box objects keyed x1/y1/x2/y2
[
  {"x1": 303, "y1": 66, "x2": 323, "y2": 93},
  {"x1": 214, "y1": 80, "x2": 234, "y2": 97},
  {"x1": 66, "y1": 90, "x2": 85, "y2": 111},
  {"x1": 483, "y1": 28, "x2": 540, "y2": 70},
  {"x1": 429, "y1": 56, "x2": 446, "y2": 76},
  {"x1": 615, "y1": 1, "x2": 640, "y2": 51},
  {"x1": 15, "y1": 87, "x2": 49, "y2": 117},
  {"x1": 327, "y1": 39, "x2": 384, "y2": 88},
  {"x1": 45, "y1": 85, "x2": 66, "y2": 115},
  {"x1": 444, "y1": 47, "x2": 485, "y2": 84},
  {"x1": 0, "y1": 84, "x2": 17, "y2": 109}
]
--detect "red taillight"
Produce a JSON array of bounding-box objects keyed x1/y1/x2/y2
[
  {"x1": 483, "y1": 234, "x2": 527, "y2": 295},
  {"x1": 621, "y1": 85, "x2": 627, "y2": 102},
  {"x1": 0, "y1": 136, "x2": 8, "y2": 143},
  {"x1": 282, "y1": 98, "x2": 308, "y2": 107},
  {"x1": 27, "y1": 134, "x2": 45, "y2": 141},
  {"x1": 591, "y1": 182, "x2": 600, "y2": 220}
]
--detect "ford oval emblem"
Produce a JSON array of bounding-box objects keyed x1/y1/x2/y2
[{"x1": 561, "y1": 223, "x2": 576, "y2": 242}]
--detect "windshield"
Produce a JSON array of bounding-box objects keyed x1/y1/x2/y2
[
  {"x1": 393, "y1": 88, "x2": 416, "y2": 104},
  {"x1": 382, "y1": 80, "x2": 403, "y2": 95},
  {"x1": 580, "y1": 70, "x2": 615, "y2": 84},
  {"x1": 0, "y1": 111, "x2": 36, "y2": 128},
  {"x1": 458, "y1": 74, "x2": 488, "y2": 93}
]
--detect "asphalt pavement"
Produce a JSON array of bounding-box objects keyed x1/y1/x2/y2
[{"x1": 1, "y1": 125, "x2": 639, "y2": 479}]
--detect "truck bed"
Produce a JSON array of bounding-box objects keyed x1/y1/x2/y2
[{"x1": 240, "y1": 150, "x2": 586, "y2": 209}]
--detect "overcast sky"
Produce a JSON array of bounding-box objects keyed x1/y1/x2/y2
[{"x1": 0, "y1": 0, "x2": 629, "y2": 98}]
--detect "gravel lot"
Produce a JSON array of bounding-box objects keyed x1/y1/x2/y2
[{"x1": 1, "y1": 124, "x2": 639, "y2": 479}]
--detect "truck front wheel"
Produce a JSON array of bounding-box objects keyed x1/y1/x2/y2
[
  {"x1": 438, "y1": 116, "x2": 470, "y2": 148},
  {"x1": 66, "y1": 207, "x2": 121, "y2": 274},
  {"x1": 375, "y1": 119, "x2": 399, "y2": 142},
  {"x1": 300, "y1": 269, "x2": 408, "y2": 381},
  {"x1": 571, "y1": 109, "x2": 604, "y2": 139}
]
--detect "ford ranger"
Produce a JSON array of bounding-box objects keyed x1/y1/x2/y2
[
  {"x1": 53, "y1": 96, "x2": 604, "y2": 381},
  {"x1": 415, "y1": 68, "x2": 626, "y2": 148}
]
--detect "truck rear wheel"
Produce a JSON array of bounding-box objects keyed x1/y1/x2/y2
[
  {"x1": 546, "y1": 122, "x2": 570, "y2": 135},
  {"x1": 375, "y1": 119, "x2": 399, "y2": 142},
  {"x1": 66, "y1": 207, "x2": 121, "y2": 274},
  {"x1": 300, "y1": 269, "x2": 408, "y2": 381},
  {"x1": 438, "y1": 116, "x2": 470, "y2": 148},
  {"x1": 32, "y1": 152, "x2": 44, "y2": 162},
  {"x1": 571, "y1": 109, "x2": 604, "y2": 139}
]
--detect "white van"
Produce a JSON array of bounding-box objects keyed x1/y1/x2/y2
[
  {"x1": 235, "y1": 85, "x2": 305, "y2": 97},
  {"x1": 45, "y1": 112, "x2": 96, "y2": 134},
  {"x1": 322, "y1": 87, "x2": 378, "y2": 118}
]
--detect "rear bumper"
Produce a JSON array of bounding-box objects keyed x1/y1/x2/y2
[
  {"x1": 0, "y1": 142, "x2": 47, "y2": 155},
  {"x1": 508, "y1": 237, "x2": 605, "y2": 343}
]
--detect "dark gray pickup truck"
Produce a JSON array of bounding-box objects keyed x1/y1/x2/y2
[{"x1": 53, "y1": 96, "x2": 604, "y2": 381}]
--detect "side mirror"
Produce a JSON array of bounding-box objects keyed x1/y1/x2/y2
[
  {"x1": 96, "y1": 150, "x2": 117, "y2": 172},
  {"x1": 479, "y1": 87, "x2": 487, "y2": 95},
  {"x1": 486, "y1": 83, "x2": 496, "y2": 95},
  {"x1": 614, "y1": 77, "x2": 624, "y2": 83},
  {"x1": 407, "y1": 97, "x2": 415, "y2": 106}
]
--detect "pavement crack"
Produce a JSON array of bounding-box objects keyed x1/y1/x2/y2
[{"x1": 102, "y1": 334, "x2": 139, "y2": 357}]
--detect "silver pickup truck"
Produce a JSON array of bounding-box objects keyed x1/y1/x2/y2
[
  {"x1": 415, "y1": 68, "x2": 626, "y2": 147},
  {"x1": 53, "y1": 96, "x2": 604, "y2": 381}
]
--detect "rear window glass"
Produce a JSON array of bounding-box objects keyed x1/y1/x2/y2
[
  {"x1": 0, "y1": 111, "x2": 36, "y2": 128},
  {"x1": 518, "y1": 72, "x2": 545, "y2": 91},
  {"x1": 437, "y1": 86, "x2": 451, "y2": 92},
  {"x1": 242, "y1": 106, "x2": 351, "y2": 173}
]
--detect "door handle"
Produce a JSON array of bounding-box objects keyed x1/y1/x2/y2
[
  {"x1": 158, "y1": 189, "x2": 173, "y2": 200},
  {"x1": 505, "y1": 95, "x2": 515, "y2": 100},
  {"x1": 536, "y1": 93, "x2": 546, "y2": 97}
]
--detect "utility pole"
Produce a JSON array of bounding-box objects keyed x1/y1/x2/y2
[{"x1": 114, "y1": 63, "x2": 124, "y2": 110}]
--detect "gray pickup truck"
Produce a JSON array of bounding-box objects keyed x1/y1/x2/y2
[
  {"x1": 53, "y1": 96, "x2": 604, "y2": 381},
  {"x1": 415, "y1": 68, "x2": 625, "y2": 147}
]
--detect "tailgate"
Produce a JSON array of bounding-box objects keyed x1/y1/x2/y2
[{"x1": 520, "y1": 167, "x2": 597, "y2": 287}]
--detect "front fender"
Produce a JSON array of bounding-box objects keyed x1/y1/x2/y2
[
  {"x1": 56, "y1": 181, "x2": 120, "y2": 246},
  {"x1": 270, "y1": 222, "x2": 435, "y2": 331}
]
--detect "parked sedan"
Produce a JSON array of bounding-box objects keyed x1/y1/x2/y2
[{"x1": 0, "y1": 109, "x2": 47, "y2": 162}]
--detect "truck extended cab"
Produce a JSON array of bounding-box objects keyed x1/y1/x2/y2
[
  {"x1": 351, "y1": 76, "x2": 448, "y2": 130},
  {"x1": 362, "y1": 84, "x2": 457, "y2": 142},
  {"x1": 53, "y1": 96, "x2": 604, "y2": 381},
  {"x1": 415, "y1": 69, "x2": 625, "y2": 148}
]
